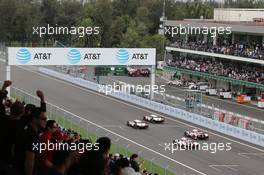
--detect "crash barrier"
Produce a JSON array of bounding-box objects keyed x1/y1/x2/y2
[
  {"x1": 50, "y1": 66, "x2": 264, "y2": 134},
  {"x1": 150, "y1": 86, "x2": 264, "y2": 132},
  {"x1": 157, "y1": 91, "x2": 261, "y2": 131},
  {"x1": 213, "y1": 111, "x2": 251, "y2": 130},
  {"x1": 39, "y1": 67, "x2": 264, "y2": 147}
]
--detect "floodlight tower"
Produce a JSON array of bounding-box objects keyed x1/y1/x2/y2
[
  {"x1": 151, "y1": 0, "x2": 167, "y2": 101},
  {"x1": 6, "y1": 46, "x2": 11, "y2": 96},
  {"x1": 161, "y1": 0, "x2": 167, "y2": 66}
]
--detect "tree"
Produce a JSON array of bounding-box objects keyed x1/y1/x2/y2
[
  {"x1": 110, "y1": 15, "x2": 130, "y2": 46},
  {"x1": 140, "y1": 34, "x2": 167, "y2": 61},
  {"x1": 40, "y1": 0, "x2": 60, "y2": 44},
  {"x1": 73, "y1": 17, "x2": 101, "y2": 47},
  {"x1": 93, "y1": 0, "x2": 113, "y2": 47},
  {"x1": 56, "y1": 0, "x2": 84, "y2": 45},
  {"x1": 120, "y1": 21, "x2": 140, "y2": 48},
  {"x1": 0, "y1": 0, "x2": 18, "y2": 43},
  {"x1": 112, "y1": 0, "x2": 140, "y2": 18}
]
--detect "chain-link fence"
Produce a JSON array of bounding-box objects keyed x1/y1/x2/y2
[{"x1": 7, "y1": 85, "x2": 176, "y2": 175}]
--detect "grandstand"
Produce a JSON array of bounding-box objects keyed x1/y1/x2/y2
[{"x1": 163, "y1": 8, "x2": 264, "y2": 106}]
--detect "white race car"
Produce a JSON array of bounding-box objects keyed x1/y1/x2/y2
[
  {"x1": 173, "y1": 137, "x2": 199, "y2": 149},
  {"x1": 184, "y1": 129, "x2": 209, "y2": 140},
  {"x1": 143, "y1": 114, "x2": 165, "y2": 123},
  {"x1": 167, "y1": 80, "x2": 183, "y2": 87},
  {"x1": 127, "y1": 120, "x2": 149, "y2": 129}
]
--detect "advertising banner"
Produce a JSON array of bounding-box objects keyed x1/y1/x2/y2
[{"x1": 8, "y1": 47, "x2": 156, "y2": 65}]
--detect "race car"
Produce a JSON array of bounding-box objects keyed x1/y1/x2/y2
[
  {"x1": 173, "y1": 137, "x2": 199, "y2": 149},
  {"x1": 128, "y1": 68, "x2": 150, "y2": 77},
  {"x1": 184, "y1": 129, "x2": 209, "y2": 140},
  {"x1": 143, "y1": 114, "x2": 165, "y2": 123},
  {"x1": 127, "y1": 120, "x2": 149, "y2": 129},
  {"x1": 140, "y1": 68, "x2": 150, "y2": 77},
  {"x1": 166, "y1": 80, "x2": 183, "y2": 87},
  {"x1": 128, "y1": 68, "x2": 141, "y2": 77}
]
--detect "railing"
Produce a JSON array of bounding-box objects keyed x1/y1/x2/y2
[
  {"x1": 166, "y1": 45, "x2": 264, "y2": 65},
  {"x1": 48, "y1": 66, "x2": 264, "y2": 135},
  {"x1": 37, "y1": 67, "x2": 264, "y2": 147},
  {"x1": 7, "y1": 85, "x2": 175, "y2": 175}
]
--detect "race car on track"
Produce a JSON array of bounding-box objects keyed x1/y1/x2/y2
[
  {"x1": 140, "y1": 68, "x2": 151, "y2": 77},
  {"x1": 127, "y1": 120, "x2": 149, "y2": 129},
  {"x1": 184, "y1": 129, "x2": 209, "y2": 140},
  {"x1": 173, "y1": 137, "x2": 199, "y2": 149},
  {"x1": 143, "y1": 114, "x2": 165, "y2": 123},
  {"x1": 166, "y1": 80, "x2": 183, "y2": 87},
  {"x1": 128, "y1": 68, "x2": 150, "y2": 77}
]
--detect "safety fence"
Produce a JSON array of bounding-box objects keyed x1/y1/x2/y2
[
  {"x1": 48, "y1": 65, "x2": 264, "y2": 134},
  {"x1": 39, "y1": 67, "x2": 264, "y2": 147},
  {"x1": 153, "y1": 92, "x2": 264, "y2": 134},
  {"x1": 4, "y1": 84, "x2": 176, "y2": 175}
]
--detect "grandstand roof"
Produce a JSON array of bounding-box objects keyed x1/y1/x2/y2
[{"x1": 165, "y1": 20, "x2": 264, "y2": 35}]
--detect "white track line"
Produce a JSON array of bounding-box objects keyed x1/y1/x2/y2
[
  {"x1": 238, "y1": 153, "x2": 264, "y2": 159},
  {"x1": 3, "y1": 64, "x2": 263, "y2": 174},
  {"x1": 8, "y1": 66, "x2": 208, "y2": 175},
  {"x1": 209, "y1": 165, "x2": 238, "y2": 172},
  {"x1": 15, "y1": 65, "x2": 264, "y2": 152}
]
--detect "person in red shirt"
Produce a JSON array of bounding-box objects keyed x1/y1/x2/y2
[{"x1": 39, "y1": 120, "x2": 58, "y2": 173}]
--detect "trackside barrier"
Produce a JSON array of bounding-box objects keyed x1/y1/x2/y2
[{"x1": 39, "y1": 67, "x2": 264, "y2": 147}]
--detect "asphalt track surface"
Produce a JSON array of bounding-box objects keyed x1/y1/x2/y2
[{"x1": 1, "y1": 63, "x2": 264, "y2": 175}]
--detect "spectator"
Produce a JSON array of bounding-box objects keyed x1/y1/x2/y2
[
  {"x1": 39, "y1": 120, "x2": 58, "y2": 173},
  {"x1": 79, "y1": 149, "x2": 107, "y2": 175},
  {"x1": 21, "y1": 104, "x2": 36, "y2": 124},
  {"x1": 121, "y1": 167, "x2": 138, "y2": 175},
  {"x1": 0, "y1": 81, "x2": 157, "y2": 175},
  {"x1": 67, "y1": 139, "x2": 92, "y2": 175},
  {"x1": 0, "y1": 81, "x2": 25, "y2": 166},
  {"x1": 130, "y1": 154, "x2": 140, "y2": 173},
  {"x1": 20, "y1": 90, "x2": 46, "y2": 133},
  {"x1": 169, "y1": 39, "x2": 264, "y2": 60},
  {"x1": 111, "y1": 158, "x2": 130, "y2": 175},
  {"x1": 14, "y1": 107, "x2": 47, "y2": 175},
  {"x1": 47, "y1": 150, "x2": 72, "y2": 175},
  {"x1": 167, "y1": 55, "x2": 264, "y2": 84},
  {"x1": 96, "y1": 137, "x2": 111, "y2": 159},
  {"x1": 108, "y1": 154, "x2": 115, "y2": 174}
]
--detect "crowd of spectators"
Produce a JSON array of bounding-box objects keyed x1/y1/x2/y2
[
  {"x1": 0, "y1": 81, "x2": 157, "y2": 175},
  {"x1": 167, "y1": 56, "x2": 264, "y2": 84},
  {"x1": 169, "y1": 40, "x2": 264, "y2": 60}
]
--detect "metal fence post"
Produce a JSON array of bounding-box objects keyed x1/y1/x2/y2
[
  {"x1": 150, "y1": 157, "x2": 155, "y2": 173},
  {"x1": 86, "y1": 123, "x2": 89, "y2": 139},
  {"x1": 70, "y1": 116, "x2": 73, "y2": 130},
  {"x1": 125, "y1": 144, "x2": 130, "y2": 157},
  {"x1": 165, "y1": 165, "x2": 169, "y2": 175},
  {"x1": 79, "y1": 119, "x2": 82, "y2": 134}
]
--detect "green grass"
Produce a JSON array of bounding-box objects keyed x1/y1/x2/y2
[
  {"x1": 48, "y1": 112, "x2": 174, "y2": 175},
  {"x1": 12, "y1": 93, "x2": 175, "y2": 175},
  {"x1": 156, "y1": 69, "x2": 163, "y2": 76}
]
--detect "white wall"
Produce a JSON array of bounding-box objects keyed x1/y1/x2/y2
[{"x1": 214, "y1": 9, "x2": 264, "y2": 22}]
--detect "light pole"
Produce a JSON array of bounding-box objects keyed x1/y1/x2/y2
[
  {"x1": 165, "y1": 165, "x2": 170, "y2": 175},
  {"x1": 152, "y1": 0, "x2": 166, "y2": 100},
  {"x1": 161, "y1": 0, "x2": 167, "y2": 66},
  {"x1": 5, "y1": 46, "x2": 11, "y2": 97}
]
